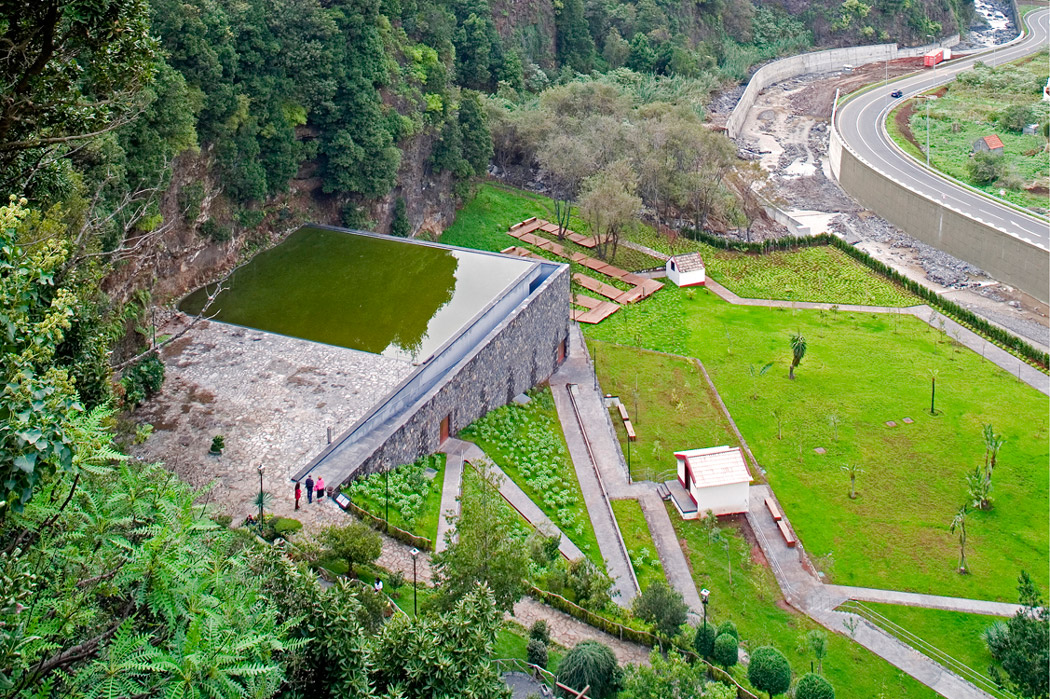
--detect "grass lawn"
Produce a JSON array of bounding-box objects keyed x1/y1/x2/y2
[
  {"x1": 610, "y1": 499, "x2": 666, "y2": 591},
  {"x1": 585, "y1": 286, "x2": 1049, "y2": 601},
  {"x1": 670, "y1": 508, "x2": 939, "y2": 699},
  {"x1": 857, "y1": 602, "x2": 1006, "y2": 680},
  {"x1": 460, "y1": 387, "x2": 605, "y2": 568},
  {"x1": 344, "y1": 454, "x2": 446, "y2": 544},
  {"x1": 494, "y1": 622, "x2": 565, "y2": 672},
  {"x1": 625, "y1": 227, "x2": 917, "y2": 306},
  {"x1": 590, "y1": 341, "x2": 741, "y2": 483},
  {"x1": 440, "y1": 182, "x2": 663, "y2": 271}
]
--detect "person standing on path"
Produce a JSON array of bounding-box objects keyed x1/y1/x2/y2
[
  {"x1": 316, "y1": 476, "x2": 325, "y2": 501},
  {"x1": 305, "y1": 475, "x2": 314, "y2": 504},
  {"x1": 294, "y1": 481, "x2": 302, "y2": 511}
]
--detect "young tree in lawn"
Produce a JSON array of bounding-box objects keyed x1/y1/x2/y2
[
  {"x1": 747, "y1": 646, "x2": 793, "y2": 699},
  {"x1": 318, "y1": 522, "x2": 382, "y2": 575},
  {"x1": 578, "y1": 160, "x2": 642, "y2": 261},
  {"x1": 631, "y1": 581, "x2": 688, "y2": 639},
  {"x1": 806, "y1": 629, "x2": 829, "y2": 674},
  {"x1": 981, "y1": 424, "x2": 1005, "y2": 508},
  {"x1": 841, "y1": 463, "x2": 863, "y2": 500},
  {"x1": 949, "y1": 505, "x2": 970, "y2": 574},
  {"x1": 789, "y1": 333, "x2": 807, "y2": 379},
  {"x1": 432, "y1": 461, "x2": 529, "y2": 611}
]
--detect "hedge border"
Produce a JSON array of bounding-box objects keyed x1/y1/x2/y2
[
  {"x1": 683, "y1": 229, "x2": 1050, "y2": 372},
  {"x1": 528, "y1": 586, "x2": 759, "y2": 699},
  {"x1": 338, "y1": 497, "x2": 434, "y2": 552}
]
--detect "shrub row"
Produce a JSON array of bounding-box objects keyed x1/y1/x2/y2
[
  {"x1": 527, "y1": 586, "x2": 759, "y2": 699},
  {"x1": 339, "y1": 498, "x2": 433, "y2": 552},
  {"x1": 682, "y1": 228, "x2": 1050, "y2": 371}
]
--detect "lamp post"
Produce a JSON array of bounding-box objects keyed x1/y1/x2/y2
[
  {"x1": 701, "y1": 588, "x2": 710, "y2": 633},
  {"x1": 410, "y1": 547, "x2": 420, "y2": 616},
  {"x1": 627, "y1": 436, "x2": 631, "y2": 484},
  {"x1": 384, "y1": 469, "x2": 390, "y2": 531},
  {"x1": 257, "y1": 464, "x2": 266, "y2": 526}
]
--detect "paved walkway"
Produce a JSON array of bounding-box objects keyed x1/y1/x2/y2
[
  {"x1": 437, "y1": 438, "x2": 585, "y2": 561},
  {"x1": 705, "y1": 279, "x2": 1049, "y2": 396},
  {"x1": 826, "y1": 585, "x2": 1021, "y2": 617},
  {"x1": 434, "y1": 440, "x2": 467, "y2": 553},
  {"x1": 549, "y1": 326, "x2": 708, "y2": 614},
  {"x1": 746, "y1": 485, "x2": 1000, "y2": 699}
]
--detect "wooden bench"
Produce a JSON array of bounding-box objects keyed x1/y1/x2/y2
[
  {"x1": 623, "y1": 419, "x2": 637, "y2": 442},
  {"x1": 617, "y1": 404, "x2": 630, "y2": 421},
  {"x1": 764, "y1": 496, "x2": 783, "y2": 522},
  {"x1": 510, "y1": 216, "x2": 537, "y2": 230},
  {"x1": 777, "y1": 519, "x2": 796, "y2": 547}
]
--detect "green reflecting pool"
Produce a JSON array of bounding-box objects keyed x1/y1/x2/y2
[{"x1": 180, "y1": 226, "x2": 534, "y2": 361}]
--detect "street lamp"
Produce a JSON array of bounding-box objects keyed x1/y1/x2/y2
[
  {"x1": 410, "y1": 547, "x2": 420, "y2": 616},
  {"x1": 700, "y1": 588, "x2": 711, "y2": 633},
  {"x1": 257, "y1": 464, "x2": 266, "y2": 525},
  {"x1": 384, "y1": 469, "x2": 390, "y2": 531}
]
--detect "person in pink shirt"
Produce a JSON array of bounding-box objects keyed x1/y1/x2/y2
[{"x1": 315, "y1": 476, "x2": 325, "y2": 501}]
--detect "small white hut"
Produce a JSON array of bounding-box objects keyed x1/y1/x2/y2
[
  {"x1": 672, "y1": 446, "x2": 752, "y2": 518},
  {"x1": 666, "y1": 252, "x2": 705, "y2": 287}
]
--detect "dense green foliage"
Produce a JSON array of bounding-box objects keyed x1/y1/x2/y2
[
  {"x1": 747, "y1": 646, "x2": 793, "y2": 699},
  {"x1": 795, "y1": 673, "x2": 836, "y2": 699},
  {"x1": 631, "y1": 581, "x2": 689, "y2": 638},
  {"x1": 556, "y1": 640, "x2": 621, "y2": 699},
  {"x1": 712, "y1": 632, "x2": 740, "y2": 669},
  {"x1": 986, "y1": 572, "x2": 1049, "y2": 698}
]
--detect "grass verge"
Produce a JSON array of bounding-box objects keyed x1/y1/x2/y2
[
  {"x1": 585, "y1": 286, "x2": 1049, "y2": 601},
  {"x1": 590, "y1": 340, "x2": 741, "y2": 483},
  {"x1": 670, "y1": 507, "x2": 939, "y2": 698},
  {"x1": 610, "y1": 499, "x2": 665, "y2": 592},
  {"x1": 344, "y1": 454, "x2": 446, "y2": 543}
]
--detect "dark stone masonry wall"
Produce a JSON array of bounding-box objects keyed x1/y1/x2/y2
[{"x1": 347, "y1": 263, "x2": 571, "y2": 481}]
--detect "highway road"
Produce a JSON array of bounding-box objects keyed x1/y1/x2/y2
[{"x1": 836, "y1": 8, "x2": 1050, "y2": 250}]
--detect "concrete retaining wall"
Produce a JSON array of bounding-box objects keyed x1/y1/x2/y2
[
  {"x1": 830, "y1": 127, "x2": 1050, "y2": 302},
  {"x1": 300, "y1": 263, "x2": 572, "y2": 484},
  {"x1": 726, "y1": 35, "x2": 958, "y2": 139}
]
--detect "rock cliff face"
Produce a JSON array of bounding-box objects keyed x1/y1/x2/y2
[
  {"x1": 489, "y1": 0, "x2": 557, "y2": 68},
  {"x1": 108, "y1": 124, "x2": 458, "y2": 305}
]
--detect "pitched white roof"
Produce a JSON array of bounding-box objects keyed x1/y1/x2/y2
[{"x1": 674, "y1": 446, "x2": 752, "y2": 488}]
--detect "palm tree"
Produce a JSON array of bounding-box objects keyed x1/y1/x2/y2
[
  {"x1": 841, "y1": 463, "x2": 863, "y2": 499},
  {"x1": 982, "y1": 424, "x2": 1005, "y2": 501},
  {"x1": 789, "y1": 333, "x2": 807, "y2": 380},
  {"x1": 949, "y1": 505, "x2": 969, "y2": 574}
]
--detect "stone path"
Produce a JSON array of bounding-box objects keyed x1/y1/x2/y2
[
  {"x1": 705, "y1": 279, "x2": 1049, "y2": 397},
  {"x1": 373, "y1": 530, "x2": 652, "y2": 666}
]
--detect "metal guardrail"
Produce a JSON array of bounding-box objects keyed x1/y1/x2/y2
[{"x1": 840, "y1": 599, "x2": 1017, "y2": 699}]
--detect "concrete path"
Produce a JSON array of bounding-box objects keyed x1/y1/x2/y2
[
  {"x1": 746, "y1": 484, "x2": 1001, "y2": 699},
  {"x1": 438, "y1": 438, "x2": 585, "y2": 561},
  {"x1": 826, "y1": 585, "x2": 1020, "y2": 617},
  {"x1": 705, "y1": 279, "x2": 1050, "y2": 396},
  {"x1": 549, "y1": 325, "x2": 710, "y2": 613},
  {"x1": 434, "y1": 439, "x2": 467, "y2": 553}
]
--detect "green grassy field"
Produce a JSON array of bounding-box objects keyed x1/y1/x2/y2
[
  {"x1": 670, "y1": 508, "x2": 939, "y2": 699},
  {"x1": 493, "y1": 622, "x2": 566, "y2": 672},
  {"x1": 460, "y1": 387, "x2": 605, "y2": 569},
  {"x1": 857, "y1": 602, "x2": 1006, "y2": 680},
  {"x1": 625, "y1": 227, "x2": 917, "y2": 306},
  {"x1": 895, "y1": 53, "x2": 1050, "y2": 211},
  {"x1": 440, "y1": 182, "x2": 663, "y2": 271},
  {"x1": 590, "y1": 341, "x2": 741, "y2": 483},
  {"x1": 585, "y1": 286, "x2": 1050, "y2": 601},
  {"x1": 343, "y1": 454, "x2": 447, "y2": 543},
  {"x1": 610, "y1": 499, "x2": 666, "y2": 592}
]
